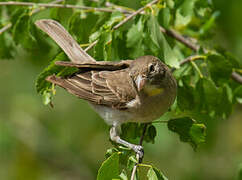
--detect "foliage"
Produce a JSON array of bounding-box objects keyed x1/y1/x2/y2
[{"x1": 0, "y1": 0, "x2": 241, "y2": 179}]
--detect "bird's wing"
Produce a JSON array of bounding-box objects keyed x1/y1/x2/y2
[
  {"x1": 55, "y1": 60, "x2": 133, "y2": 70},
  {"x1": 35, "y1": 19, "x2": 95, "y2": 63},
  {"x1": 46, "y1": 70, "x2": 138, "y2": 109}
]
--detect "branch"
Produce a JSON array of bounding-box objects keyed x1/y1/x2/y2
[
  {"x1": 231, "y1": 72, "x2": 242, "y2": 84},
  {"x1": 113, "y1": 0, "x2": 159, "y2": 30},
  {"x1": 0, "y1": 0, "x2": 64, "y2": 35},
  {"x1": 159, "y1": 27, "x2": 200, "y2": 51},
  {"x1": 0, "y1": 1, "x2": 114, "y2": 12},
  {"x1": 130, "y1": 124, "x2": 148, "y2": 180},
  {"x1": 0, "y1": 23, "x2": 12, "y2": 35}
]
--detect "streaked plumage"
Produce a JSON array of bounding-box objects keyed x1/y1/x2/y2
[{"x1": 35, "y1": 19, "x2": 177, "y2": 157}]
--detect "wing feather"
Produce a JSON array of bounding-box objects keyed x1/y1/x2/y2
[{"x1": 46, "y1": 69, "x2": 137, "y2": 109}]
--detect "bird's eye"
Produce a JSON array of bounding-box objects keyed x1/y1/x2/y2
[{"x1": 148, "y1": 64, "x2": 155, "y2": 73}]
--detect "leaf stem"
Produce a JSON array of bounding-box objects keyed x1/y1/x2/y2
[
  {"x1": 179, "y1": 55, "x2": 206, "y2": 66},
  {"x1": 190, "y1": 61, "x2": 204, "y2": 78},
  {"x1": 130, "y1": 124, "x2": 148, "y2": 180}
]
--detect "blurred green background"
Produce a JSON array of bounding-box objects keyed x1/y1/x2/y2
[{"x1": 0, "y1": 0, "x2": 242, "y2": 179}]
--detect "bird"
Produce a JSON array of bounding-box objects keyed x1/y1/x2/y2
[{"x1": 35, "y1": 19, "x2": 177, "y2": 158}]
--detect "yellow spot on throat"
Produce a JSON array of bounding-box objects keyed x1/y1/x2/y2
[{"x1": 143, "y1": 85, "x2": 164, "y2": 96}]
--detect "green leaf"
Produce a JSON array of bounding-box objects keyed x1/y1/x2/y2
[
  {"x1": 168, "y1": 117, "x2": 206, "y2": 149},
  {"x1": 207, "y1": 54, "x2": 233, "y2": 85},
  {"x1": 126, "y1": 16, "x2": 145, "y2": 58},
  {"x1": 147, "y1": 167, "x2": 168, "y2": 180},
  {"x1": 10, "y1": 8, "x2": 27, "y2": 27},
  {"x1": 189, "y1": 124, "x2": 206, "y2": 145},
  {"x1": 104, "y1": 11, "x2": 123, "y2": 29},
  {"x1": 105, "y1": 147, "x2": 118, "y2": 159},
  {"x1": 42, "y1": 91, "x2": 52, "y2": 106},
  {"x1": 94, "y1": 30, "x2": 112, "y2": 60},
  {"x1": 97, "y1": 152, "x2": 120, "y2": 180},
  {"x1": 126, "y1": 16, "x2": 144, "y2": 48},
  {"x1": 144, "y1": 125, "x2": 157, "y2": 144},
  {"x1": 158, "y1": 7, "x2": 170, "y2": 29},
  {"x1": 0, "y1": 33, "x2": 13, "y2": 59},
  {"x1": 68, "y1": 12, "x2": 98, "y2": 43},
  {"x1": 146, "y1": 15, "x2": 179, "y2": 68},
  {"x1": 35, "y1": 52, "x2": 78, "y2": 105},
  {"x1": 119, "y1": 169, "x2": 128, "y2": 180},
  {"x1": 121, "y1": 123, "x2": 139, "y2": 141},
  {"x1": 199, "y1": 11, "x2": 220, "y2": 35},
  {"x1": 127, "y1": 155, "x2": 137, "y2": 170},
  {"x1": 50, "y1": 7, "x2": 73, "y2": 27},
  {"x1": 12, "y1": 13, "x2": 37, "y2": 49},
  {"x1": 234, "y1": 86, "x2": 242, "y2": 104},
  {"x1": 175, "y1": 0, "x2": 196, "y2": 28}
]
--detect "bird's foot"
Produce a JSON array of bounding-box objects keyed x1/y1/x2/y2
[{"x1": 132, "y1": 145, "x2": 144, "y2": 161}]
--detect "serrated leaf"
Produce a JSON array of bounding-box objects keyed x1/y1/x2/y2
[
  {"x1": 207, "y1": 54, "x2": 233, "y2": 85},
  {"x1": 10, "y1": 8, "x2": 27, "y2": 27},
  {"x1": 177, "y1": 78, "x2": 196, "y2": 111},
  {"x1": 126, "y1": 16, "x2": 145, "y2": 58},
  {"x1": 147, "y1": 167, "x2": 168, "y2": 180},
  {"x1": 126, "y1": 17, "x2": 144, "y2": 48},
  {"x1": 144, "y1": 125, "x2": 157, "y2": 144},
  {"x1": 50, "y1": 7, "x2": 73, "y2": 27},
  {"x1": 175, "y1": 0, "x2": 196, "y2": 28},
  {"x1": 94, "y1": 30, "x2": 112, "y2": 60},
  {"x1": 201, "y1": 78, "x2": 222, "y2": 115},
  {"x1": 146, "y1": 15, "x2": 179, "y2": 68},
  {"x1": 12, "y1": 13, "x2": 37, "y2": 49},
  {"x1": 68, "y1": 12, "x2": 98, "y2": 43},
  {"x1": 35, "y1": 52, "x2": 78, "y2": 105},
  {"x1": 158, "y1": 7, "x2": 170, "y2": 29},
  {"x1": 190, "y1": 124, "x2": 206, "y2": 144},
  {"x1": 168, "y1": 117, "x2": 206, "y2": 149},
  {"x1": 97, "y1": 152, "x2": 120, "y2": 180}
]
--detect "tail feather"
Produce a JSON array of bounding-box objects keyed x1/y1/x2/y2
[{"x1": 35, "y1": 19, "x2": 95, "y2": 63}]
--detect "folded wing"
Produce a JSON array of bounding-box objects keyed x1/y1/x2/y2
[{"x1": 46, "y1": 69, "x2": 137, "y2": 109}]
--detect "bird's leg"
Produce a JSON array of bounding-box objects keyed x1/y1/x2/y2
[{"x1": 110, "y1": 125, "x2": 144, "y2": 158}]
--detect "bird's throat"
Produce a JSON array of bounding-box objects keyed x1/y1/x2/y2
[{"x1": 143, "y1": 85, "x2": 164, "y2": 97}]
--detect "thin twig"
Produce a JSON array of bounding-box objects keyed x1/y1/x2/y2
[
  {"x1": 0, "y1": 0, "x2": 64, "y2": 35},
  {"x1": 0, "y1": 1, "x2": 114, "y2": 13},
  {"x1": 130, "y1": 124, "x2": 148, "y2": 180},
  {"x1": 0, "y1": 23, "x2": 12, "y2": 35},
  {"x1": 31, "y1": 0, "x2": 63, "y2": 14},
  {"x1": 160, "y1": 26, "x2": 200, "y2": 51},
  {"x1": 105, "y1": 2, "x2": 135, "y2": 15},
  {"x1": 231, "y1": 72, "x2": 242, "y2": 84},
  {"x1": 84, "y1": 40, "x2": 98, "y2": 52},
  {"x1": 113, "y1": 0, "x2": 159, "y2": 30}
]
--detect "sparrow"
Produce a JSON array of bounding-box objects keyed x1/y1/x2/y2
[{"x1": 35, "y1": 19, "x2": 177, "y2": 157}]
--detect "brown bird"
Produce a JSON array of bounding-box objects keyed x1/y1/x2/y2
[{"x1": 35, "y1": 19, "x2": 177, "y2": 157}]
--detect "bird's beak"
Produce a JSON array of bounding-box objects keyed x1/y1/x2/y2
[{"x1": 136, "y1": 74, "x2": 146, "y2": 92}]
